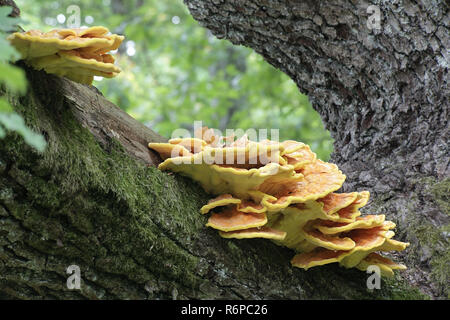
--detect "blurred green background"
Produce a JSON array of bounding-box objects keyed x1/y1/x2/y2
[{"x1": 15, "y1": 0, "x2": 333, "y2": 160}]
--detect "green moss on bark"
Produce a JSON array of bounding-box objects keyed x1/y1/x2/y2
[
  {"x1": 0, "y1": 75, "x2": 211, "y2": 298},
  {"x1": 430, "y1": 178, "x2": 450, "y2": 216},
  {"x1": 407, "y1": 220, "x2": 450, "y2": 298}
]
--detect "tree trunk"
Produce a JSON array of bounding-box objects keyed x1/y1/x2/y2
[
  {"x1": 0, "y1": 0, "x2": 447, "y2": 299},
  {"x1": 183, "y1": 0, "x2": 449, "y2": 299}
]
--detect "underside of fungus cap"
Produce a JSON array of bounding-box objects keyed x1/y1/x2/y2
[
  {"x1": 206, "y1": 207, "x2": 268, "y2": 232},
  {"x1": 315, "y1": 214, "x2": 386, "y2": 234},
  {"x1": 302, "y1": 227, "x2": 356, "y2": 251},
  {"x1": 26, "y1": 50, "x2": 121, "y2": 85},
  {"x1": 148, "y1": 142, "x2": 193, "y2": 160},
  {"x1": 200, "y1": 194, "x2": 241, "y2": 214},
  {"x1": 257, "y1": 172, "x2": 304, "y2": 196},
  {"x1": 57, "y1": 50, "x2": 121, "y2": 73},
  {"x1": 291, "y1": 247, "x2": 347, "y2": 270},
  {"x1": 219, "y1": 227, "x2": 286, "y2": 240},
  {"x1": 338, "y1": 226, "x2": 394, "y2": 268},
  {"x1": 334, "y1": 191, "x2": 370, "y2": 222},
  {"x1": 8, "y1": 26, "x2": 124, "y2": 85},
  {"x1": 38, "y1": 66, "x2": 95, "y2": 85},
  {"x1": 356, "y1": 253, "x2": 407, "y2": 277},
  {"x1": 317, "y1": 192, "x2": 358, "y2": 216},
  {"x1": 237, "y1": 200, "x2": 267, "y2": 213}
]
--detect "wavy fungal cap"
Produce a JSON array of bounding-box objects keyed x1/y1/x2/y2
[
  {"x1": 8, "y1": 26, "x2": 124, "y2": 84},
  {"x1": 148, "y1": 127, "x2": 409, "y2": 276}
]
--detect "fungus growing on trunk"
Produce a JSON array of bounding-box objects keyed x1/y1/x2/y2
[
  {"x1": 200, "y1": 194, "x2": 241, "y2": 214},
  {"x1": 8, "y1": 27, "x2": 124, "y2": 84},
  {"x1": 219, "y1": 227, "x2": 287, "y2": 240},
  {"x1": 206, "y1": 207, "x2": 268, "y2": 232},
  {"x1": 149, "y1": 128, "x2": 409, "y2": 276}
]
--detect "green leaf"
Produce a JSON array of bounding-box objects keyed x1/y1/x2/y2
[
  {"x1": 0, "y1": 113, "x2": 47, "y2": 152},
  {"x1": 0, "y1": 37, "x2": 20, "y2": 62},
  {"x1": 21, "y1": 129, "x2": 47, "y2": 152},
  {"x1": 0, "y1": 97, "x2": 13, "y2": 112},
  {"x1": 0, "y1": 62, "x2": 27, "y2": 94},
  {"x1": 0, "y1": 7, "x2": 22, "y2": 32}
]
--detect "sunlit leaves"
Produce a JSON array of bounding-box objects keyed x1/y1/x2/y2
[
  {"x1": 0, "y1": 97, "x2": 13, "y2": 113},
  {"x1": 0, "y1": 63, "x2": 27, "y2": 93},
  {"x1": 0, "y1": 113, "x2": 47, "y2": 152},
  {"x1": 16, "y1": 0, "x2": 332, "y2": 159},
  {"x1": 0, "y1": 7, "x2": 22, "y2": 32},
  {"x1": 0, "y1": 36, "x2": 21, "y2": 61}
]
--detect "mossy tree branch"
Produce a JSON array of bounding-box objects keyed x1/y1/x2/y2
[
  {"x1": 0, "y1": 66, "x2": 426, "y2": 300},
  {"x1": 0, "y1": 0, "x2": 447, "y2": 299}
]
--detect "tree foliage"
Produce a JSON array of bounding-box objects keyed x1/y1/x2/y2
[{"x1": 15, "y1": 0, "x2": 333, "y2": 159}]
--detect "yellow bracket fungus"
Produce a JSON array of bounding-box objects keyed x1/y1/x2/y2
[
  {"x1": 315, "y1": 214, "x2": 386, "y2": 234},
  {"x1": 200, "y1": 194, "x2": 241, "y2": 214},
  {"x1": 149, "y1": 127, "x2": 409, "y2": 277},
  {"x1": 237, "y1": 200, "x2": 267, "y2": 213},
  {"x1": 148, "y1": 143, "x2": 193, "y2": 160},
  {"x1": 356, "y1": 253, "x2": 407, "y2": 277},
  {"x1": 168, "y1": 137, "x2": 207, "y2": 153},
  {"x1": 219, "y1": 227, "x2": 286, "y2": 241},
  {"x1": 206, "y1": 207, "x2": 267, "y2": 232},
  {"x1": 156, "y1": 150, "x2": 296, "y2": 198},
  {"x1": 8, "y1": 27, "x2": 124, "y2": 84}
]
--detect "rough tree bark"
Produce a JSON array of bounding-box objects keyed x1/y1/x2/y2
[{"x1": 0, "y1": 0, "x2": 447, "y2": 299}]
